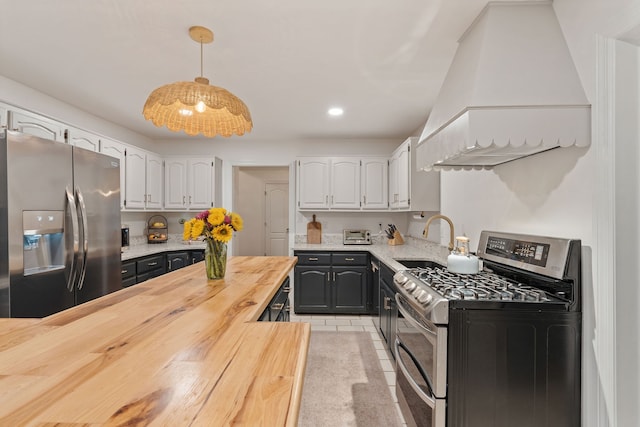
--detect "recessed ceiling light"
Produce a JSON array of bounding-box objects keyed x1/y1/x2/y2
[{"x1": 328, "y1": 107, "x2": 344, "y2": 116}]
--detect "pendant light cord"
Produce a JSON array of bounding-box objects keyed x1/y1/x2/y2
[{"x1": 200, "y1": 38, "x2": 204, "y2": 78}]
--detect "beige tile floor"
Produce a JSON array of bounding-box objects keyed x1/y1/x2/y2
[{"x1": 290, "y1": 313, "x2": 408, "y2": 426}]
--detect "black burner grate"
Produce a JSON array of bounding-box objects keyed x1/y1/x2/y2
[{"x1": 409, "y1": 266, "x2": 553, "y2": 302}]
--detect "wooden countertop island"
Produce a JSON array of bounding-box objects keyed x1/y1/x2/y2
[{"x1": 0, "y1": 256, "x2": 309, "y2": 426}]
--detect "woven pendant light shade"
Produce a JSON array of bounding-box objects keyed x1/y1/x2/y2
[{"x1": 142, "y1": 26, "x2": 252, "y2": 138}]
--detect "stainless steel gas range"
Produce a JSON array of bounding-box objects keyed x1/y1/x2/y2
[{"x1": 393, "y1": 231, "x2": 582, "y2": 427}]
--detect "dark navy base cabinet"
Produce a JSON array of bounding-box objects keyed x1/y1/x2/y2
[{"x1": 294, "y1": 251, "x2": 369, "y2": 314}]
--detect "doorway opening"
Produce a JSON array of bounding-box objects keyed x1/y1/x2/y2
[{"x1": 232, "y1": 166, "x2": 290, "y2": 256}]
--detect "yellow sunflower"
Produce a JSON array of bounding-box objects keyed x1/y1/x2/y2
[
  {"x1": 230, "y1": 213, "x2": 244, "y2": 231},
  {"x1": 212, "y1": 224, "x2": 233, "y2": 243},
  {"x1": 208, "y1": 208, "x2": 226, "y2": 227},
  {"x1": 191, "y1": 219, "x2": 206, "y2": 239},
  {"x1": 183, "y1": 219, "x2": 193, "y2": 240}
]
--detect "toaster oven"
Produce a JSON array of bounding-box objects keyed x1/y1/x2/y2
[{"x1": 343, "y1": 229, "x2": 371, "y2": 245}]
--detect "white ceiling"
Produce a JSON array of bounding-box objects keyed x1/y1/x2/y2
[{"x1": 0, "y1": 0, "x2": 532, "y2": 142}]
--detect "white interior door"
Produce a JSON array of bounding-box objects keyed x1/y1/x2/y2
[{"x1": 265, "y1": 183, "x2": 289, "y2": 256}]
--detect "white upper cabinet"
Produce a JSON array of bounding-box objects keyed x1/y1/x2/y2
[
  {"x1": 361, "y1": 157, "x2": 388, "y2": 210},
  {"x1": 389, "y1": 137, "x2": 440, "y2": 212},
  {"x1": 298, "y1": 156, "x2": 389, "y2": 211},
  {"x1": 0, "y1": 104, "x2": 8, "y2": 129},
  {"x1": 145, "y1": 154, "x2": 163, "y2": 209},
  {"x1": 124, "y1": 147, "x2": 163, "y2": 210},
  {"x1": 389, "y1": 140, "x2": 411, "y2": 209},
  {"x1": 8, "y1": 110, "x2": 65, "y2": 142},
  {"x1": 164, "y1": 157, "x2": 213, "y2": 210},
  {"x1": 297, "y1": 158, "x2": 330, "y2": 209},
  {"x1": 99, "y1": 138, "x2": 127, "y2": 209},
  {"x1": 66, "y1": 126, "x2": 100, "y2": 152},
  {"x1": 188, "y1": 158, "x2": 214, "y2": 209},
  {"x1": 330, "y1": 158, "x2": 361, "y2": 209},
  {"x1": 124, "y1": 146, "x2": 147, "y2": 209},
  {"x1": 164, "y1": 159, "x2": 189, "y2": 209}
]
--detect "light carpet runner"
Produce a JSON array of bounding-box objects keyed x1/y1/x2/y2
[{"x1": 299, "y1": 331, "x2": 403, "y2": 427}]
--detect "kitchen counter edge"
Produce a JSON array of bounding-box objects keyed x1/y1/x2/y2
[{"x1": 292, "y1": 242, "x2": 449, "y2": 272}]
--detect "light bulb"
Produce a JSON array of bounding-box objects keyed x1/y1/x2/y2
[{"x1": 195, "y1": 101, "x2": 206, "y2": 113}]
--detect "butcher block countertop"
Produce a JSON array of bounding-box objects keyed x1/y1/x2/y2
[{"x1": 0, "y1": 256, "x2": 309, "y2": 426}]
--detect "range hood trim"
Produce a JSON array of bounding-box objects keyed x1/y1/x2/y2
[
  {"x1": 417, "y1": 1, "x2": 591, "y2": 171},
  {"x1": 417, "y1": 104, "x2": 591, "y2": 171}
]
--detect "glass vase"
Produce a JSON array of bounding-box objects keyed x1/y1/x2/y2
[{"x1": 204, "y1": 238, "x2": 227, "y2": 280}]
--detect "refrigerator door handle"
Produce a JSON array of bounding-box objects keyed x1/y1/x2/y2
[
  {"x1": 75, "y1": 187, "x2": 89, "y2": 290},
  {"x1": 65, "y1": 188, "x2": 79, "y2": 292}
]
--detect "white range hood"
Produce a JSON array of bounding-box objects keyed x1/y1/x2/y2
[{"x1": 417, "y1": 1, "x2": 591, "y2": 171}]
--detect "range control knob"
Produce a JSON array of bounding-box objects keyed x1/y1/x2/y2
[
  {"x1": 403, "y1": 281, "x2": 417, "y2": 292},
  {"x1": 417, "y1": 293, "x2": 432, "y2": 305},
  {"x1": 412, "y1": 289, "x2": 432, "y2": 305},
  {"x1": 395, "y1": 275, "x2": 409, "y2": 286}
]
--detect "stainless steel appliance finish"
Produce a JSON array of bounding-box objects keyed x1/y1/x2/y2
[
  {"x1": 343, "y1": 229, "x2": 371, "y2": 245},
  {"x1": 393, "y1": 231, "x2": 582, "y2": 427},
  {"x1": 0, "y1": 131, "x2": 122, "y2": 318}
]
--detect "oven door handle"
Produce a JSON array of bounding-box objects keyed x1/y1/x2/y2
[{"x1": 395, "y1": 338, "x2": 438, "y2": 407}]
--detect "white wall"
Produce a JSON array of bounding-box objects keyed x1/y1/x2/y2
[
  {"x1": 0, "y1": 75, "x2": 155, "y2": 151},
  {"x1": 435, "y1": 1, "x2": 640, "y2": 426},
  {"x1": 613, "y1": 39, "x2": 640, "y2": 427},
  {"x1": 234, "y1": 166, "x2": 289, "y2": 256},
  {"x1": 439, "y1": 146, "x2": 592, "y2": 248}
]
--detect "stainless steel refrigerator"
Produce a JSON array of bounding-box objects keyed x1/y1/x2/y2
[{"x1": 0, "y1": 130, "x2": 122, "y2": 318}]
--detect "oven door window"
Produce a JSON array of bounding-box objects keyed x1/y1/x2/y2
[{"x1": 395, "y1": 294, "x2": 448, "y2": 399}]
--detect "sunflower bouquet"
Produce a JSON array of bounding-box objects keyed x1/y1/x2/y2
[
  {"x1": 183, "y1": 207, "x2": 243, "y2": 243},
  {"x1": 183, "y1": 208, "x2": 243, "y2": 279}
]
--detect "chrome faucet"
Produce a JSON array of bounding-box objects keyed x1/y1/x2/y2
[{"x1": 423, "y1": 214, "x2": 455, "y2": 251}]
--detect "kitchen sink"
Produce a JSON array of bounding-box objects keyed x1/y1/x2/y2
[{"x1": 393, "y1": 259, "x2": 443, "y2": 269}]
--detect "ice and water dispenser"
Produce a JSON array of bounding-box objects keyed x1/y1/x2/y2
[{"x1": 22, "y1": 211, "x2": 65, "y2": 276}]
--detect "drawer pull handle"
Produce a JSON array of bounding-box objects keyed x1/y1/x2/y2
[
  {"x1": 121, "y1": 269, "x2": 127, "y2": 274},
  {"x1": 271, "y1": 303, "x2": 285, "y2": 310},
  {"x1": 308, "y1": 257, "x2": 319, "y2": 261},
  {"x1": 345, "y1": 257, "x2": 355, "y2": 261},
  {"x1": 283, "y1": 286, "x2": 291, "y2": 292},
  {"x1": 148, "y1": 262, "x2": 158, "y2": 266}
]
